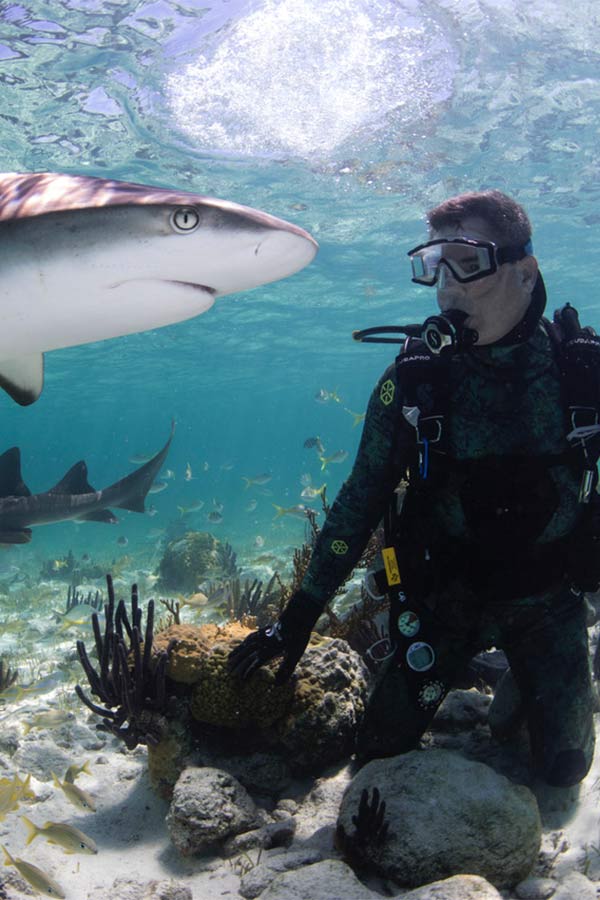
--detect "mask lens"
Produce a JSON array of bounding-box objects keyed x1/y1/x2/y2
[
  {"x1": 410, "y1": 245, "x2": 442, "y2": 284},
  {"x1": 408, "y1": 239, "x2": 496, "y2": 285},
  {"x1": 442, "y1": 243, "x2": 492, "y2": 279}
]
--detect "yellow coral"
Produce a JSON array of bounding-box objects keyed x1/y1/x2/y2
[
  {"x1": 190, "y1": 630, "x2": 295, "y2": 728},
  {"x1": 153, "y1": 623, "x2": 212, "y2": 684}
]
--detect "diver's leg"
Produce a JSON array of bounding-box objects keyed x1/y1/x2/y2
[
  {"x1": 355, "y1": 589, "x2": 477, "y2": 763},
  {"x1": 502, "y1": 585, "x2": 595, "y2": 787}
]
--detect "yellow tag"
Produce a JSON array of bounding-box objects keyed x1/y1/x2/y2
[{"x1": 382, "y1": 546, "x2": 401, "y2": 586}]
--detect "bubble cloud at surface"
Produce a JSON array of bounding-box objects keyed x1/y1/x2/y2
[{"x1": 164, "y1": 0, "x2": 456, "y2": 160}]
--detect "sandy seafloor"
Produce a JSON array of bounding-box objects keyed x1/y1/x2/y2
[{"x1": 0, "y1": 564, "x2": 599, "y2": 900}]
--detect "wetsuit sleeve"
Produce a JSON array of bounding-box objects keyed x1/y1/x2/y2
[{"x1": 300, "y1": 363, "x2": 411, "y2": 609}]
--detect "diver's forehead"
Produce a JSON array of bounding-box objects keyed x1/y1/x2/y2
[{"x1": 430, "y1": 216, "x2": 495, "y2": 244}]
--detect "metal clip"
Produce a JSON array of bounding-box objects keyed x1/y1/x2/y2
[{"x1": 579, "y1": 469, "x2": 595, "y2": 504}]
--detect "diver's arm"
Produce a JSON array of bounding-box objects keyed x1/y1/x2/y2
[
  {"x1": 299, "y1": 363, "x2": 408, "y2": 609},
  {"x1": 228, "y1": 363, "x2": 410, "y2": 682}
]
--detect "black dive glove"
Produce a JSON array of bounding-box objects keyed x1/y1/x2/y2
[{"x1": 228, "y1": 590, "x2": 323, "y2": 684}]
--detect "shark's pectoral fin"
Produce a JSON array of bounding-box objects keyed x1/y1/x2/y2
[
  {"x1": 76, "y1": 509, "x2": 118, "y2": 524},
  {"x1": 0, "y1": 354, "x2": 44, "y2": 406},
  {"x1": 0, "y1": 528, "x2": 32, "y2": 544}
]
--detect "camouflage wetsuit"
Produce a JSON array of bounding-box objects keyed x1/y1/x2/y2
[{"x1": 299, "y1": 322, "x2": 595, "y2": 787}]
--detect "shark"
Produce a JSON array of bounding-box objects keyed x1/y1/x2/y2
[
  {"x1": 0, "y1": 422, "x2": 174, "y2": 544},
  {"x1": 0, "y1": 172, "x2": 318, "y2": 406}
]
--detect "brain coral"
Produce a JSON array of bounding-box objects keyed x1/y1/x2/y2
[
  {"x1": 156, "y1": 531, "x2": 221, "y2": 592},
  {"x1": 189, "y1": 624, "x2": 296, "y2": 729},
  {"x1": 152, "y1": 622, "x2": 295, "y2": 728}
]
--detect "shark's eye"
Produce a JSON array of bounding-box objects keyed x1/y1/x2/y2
[{"x1": 170, "y1": 207, "x2": 200, "y2": 233}]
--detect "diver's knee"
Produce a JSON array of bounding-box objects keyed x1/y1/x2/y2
[{"x1": 544, "y1": 748, "x2": 590, "y2": 787}]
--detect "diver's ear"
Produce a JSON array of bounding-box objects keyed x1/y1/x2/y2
[{"x1": 519, "y1": 255, "x2": 538, "y2": 292}]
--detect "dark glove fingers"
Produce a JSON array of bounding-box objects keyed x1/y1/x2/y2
[
  {"x1": 228, "y1": 649, "x2": 261, "y2": 679},
  {"x1": 227, "y1": 633, "x2": 264, "y2": 678}
]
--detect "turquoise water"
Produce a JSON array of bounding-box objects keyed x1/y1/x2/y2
[{"x1": 0, "y1": 0, "x2": 599, "y2": 579}]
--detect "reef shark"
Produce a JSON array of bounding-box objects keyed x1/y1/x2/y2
[
  {"x1": 0, "y1": 172, "x2": 318, "y2": 406},
  {"x1": 0, "y1": 422, "x2": 174, "y2": 544}
]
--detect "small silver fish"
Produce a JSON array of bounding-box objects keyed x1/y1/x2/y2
[
  {"x1": 242, "y1": 473, "x2": 272, "y2": 488},
  {"x1": 22, "y1": 711, "x2": 74, "y2": 734},
  {"x1": 300, "y1": 483, "x2": 326, "y2": 500},
  {"x1": 149, "y1": 481, "x2": 168, "y2": 494},
  {"x1": 21, "y1": 816, "x2": 98, "y2": 854},
  {"x1": 64, "y1": 760, "x2": 92, "y2": 784},
  {"x1": 128, "y1": 452, "x2": 153, "y2": 465},
  {"x1": 51, "y1": 772, "x2": 96, "y2": 812},
  {"x1": 1, "y1": 844, "x2": 65, "y2": 898},
  {"x1": 320, "y1": 450, "x2": 348, "y2": 470},
  {"x1": 272, "y1": 503, "x2": 312, "y2": 520},
  {"x1": 303, "y1": 436, "x2": 325, "y2": 453},
  {"x1": 314, "y1": 388, "x2": 341, "y2": 404},
  {"x1": 177, "y1": 501, "x2": 204, "y2": 515}
]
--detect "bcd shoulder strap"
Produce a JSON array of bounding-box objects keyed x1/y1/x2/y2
[
  {"x1": 394, "y1": 336, "x2": 453, "y2": 479},
  {"x1": 545, "y1": 303, "x2": 600, "y2": 501}
]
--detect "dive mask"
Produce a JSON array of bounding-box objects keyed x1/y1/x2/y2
[{"x1": 408, "y1": 237, "x2": 533, "y2": 286}]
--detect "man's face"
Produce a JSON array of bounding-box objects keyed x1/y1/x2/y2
[{"x1": 431, "y1": 215, "x2": 538, "y2": 346}]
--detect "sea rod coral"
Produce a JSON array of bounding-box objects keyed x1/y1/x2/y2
[{"x1": 75, "y1": 574, "x2": 176, "y2": 749}]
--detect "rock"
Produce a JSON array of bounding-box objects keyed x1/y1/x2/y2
[
  {"x1": 550, "y1": 871, "x2": 596, "y2": 900},
  {"x1": 239, "y1": 849, "x2": 324, "y2": 899},
  {"x1": 254, "y1": 859, "x2": 379, "y2": 900},
  {"x1": 276, "y1": 798, "x2": 299, "y2": 815},
  {"x1": 86, "y1": 878, "x2": 193, "y2": 900},
  {"x1": 430, "y1": 688, "x2": 491, "y2": 731},
  {"x1": 488, "y1": 667, "x2": 524, "y2": 740},
  {"x1": 166, "y1": 766, "x2": 259, "y2": 855},
  {"x1": 337, "y1": 749, "x2": 541, "y2": 888},
  {"x1": 294, "y1": 762, "x2": 353, "y2": 852},
  {"x1": 401, "y1": 874, "x2": 503, "y2": 899},
  {"x1": 515, "y1": 876, "x2": 558, "y2": 898},
  {"x1": 277, "y1": 639, "x2": 369, "y2": 772},
  {"x1": 147, "y1": 714, "x2": 196, "y2": 799},
  {"x1": 13, "y1": 737, "x2": 73, "y2": 780},
  {"x1": 221, "y1": 751, "x2": 293, "y2": 796},
  {"x1": 222, "y1": 817, "x2": 297, "y2": 856}
]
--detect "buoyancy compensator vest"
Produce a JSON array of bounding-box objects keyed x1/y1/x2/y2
[{"x1": 354, "y1": 302, "x2": 600, "y2": 600}]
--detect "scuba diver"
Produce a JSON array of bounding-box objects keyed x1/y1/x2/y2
[{"x1": 229, "y1": 189, "x2": 600, "y2": 787}]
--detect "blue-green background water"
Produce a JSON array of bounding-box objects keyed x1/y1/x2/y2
[{"x1": 0, "y1": 0, "x2": 599, "y2": 579}]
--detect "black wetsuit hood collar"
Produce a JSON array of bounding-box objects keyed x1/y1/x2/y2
[{"x1": 490, "y1": 271, "x2": 547, "y2": 348}]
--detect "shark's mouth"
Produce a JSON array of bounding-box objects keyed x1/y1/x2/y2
[
  {"x1": 108, "y1": 279, "x2": 217, "y2": 295},
  {"x1": 167, "y1": 280, "x2": 217, "y2": 295}
]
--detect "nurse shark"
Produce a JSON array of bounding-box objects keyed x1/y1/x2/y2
[
  {"x1": 0, "y1": 172, "x2": 318, "y2": 405},
  {"x1": 0, "y1": 422, "x2": 174, "y2": 544}
]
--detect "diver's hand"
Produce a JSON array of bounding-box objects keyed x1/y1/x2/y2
[
  {"x1": 228, "y1": 590, "x2": 322, "y2": 684},
  {"x1": 228, "y1": 622, "x2": 288, "y2": 680}
]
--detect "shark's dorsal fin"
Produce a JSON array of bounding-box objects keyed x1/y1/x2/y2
[
  {"x1": 0, "y1": 447, "x2": 31, "y2": 498},
  {"x1": 0, "y1": 354, "x2": 44, "y2": 406},
  {"x1": 48, "y1": 461, "x2": 96, "y2": 496}
]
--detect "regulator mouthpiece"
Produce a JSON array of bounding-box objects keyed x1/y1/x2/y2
[{"x1": 421, "y1": 309, "x2": 478, "y2": 355}]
